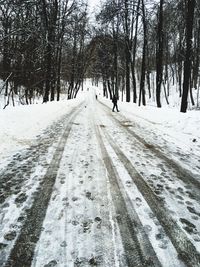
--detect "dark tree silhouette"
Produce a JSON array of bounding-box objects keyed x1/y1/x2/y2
[{"x1": 180, "y1": 0, "x2": 195, "y2": 112}]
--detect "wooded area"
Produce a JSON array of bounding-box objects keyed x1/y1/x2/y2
[
  {"x1": 0, "y1": 0, "x2": 199, "y2": 112},
  {"x1": 0, "y1": 0, "x2": 92, "y2": 107}
]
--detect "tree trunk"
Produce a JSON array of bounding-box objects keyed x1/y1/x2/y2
[
  {"x1": 56, "y1": 47, "x2": 62, "y2": 101},
  {"x1": 103, "y1": 78, "x2": 108, "y2": 98},
  {"x1": 42, "y1": 0, "x2": 58, "y2": 103},
  {"x1": 156, "y1": 0, "x2": 164, "y2": 108},
  {"x1": 180, "y1": 0, "x2": 195, "y2": 112},
  {"x1": 192, "y1": 18, "x2": 200, "y2": 89},
  {"x1": 131, "y1": 0, "x2": 140, "y2": 103},
  {"x1": 146, "y1": 71, "x2": 151, "y2": 99},
  {"x1": 112, "y1": 11, "x2": 119, "y2": 97},
  {"x1": 107, "y1": 79, "x2": 113, "y2": 99},
  {"x1": 139, "y1": 0, "x2": 146, "y2": 106},
  {"x1": 43, "y1": 38, "x2": 52, "y2": 103},
  {"x1": 124, "y1": 0, "x2": 130, "y2": 102}
]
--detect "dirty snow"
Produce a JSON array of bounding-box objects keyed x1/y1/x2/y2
[{"x1": 0, "y1": 80, "x2": 200, "y2": 266}]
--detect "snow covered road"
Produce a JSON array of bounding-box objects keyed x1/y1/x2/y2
[{"x1": 0, "y1": 90, "x2": 200, "y2": 267}]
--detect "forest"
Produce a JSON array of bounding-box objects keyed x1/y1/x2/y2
[{"x1": 0, "y1": 0, "x2": 199, "y2": 112}]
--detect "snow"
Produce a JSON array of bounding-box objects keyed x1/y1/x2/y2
[
  {"x1": 103, "y1": 137, "x2": 184, "y2": 267},
  {"x1": 98, "y1": 90, "x2": 200, "y2": 178},
  {"x1": 0, "y1": 96, "x2": 83, "y2": 166},
  {"x1": 0, "y1": 80, "x2": 200, "y2": 266},
  {"x1": 1, "y1": 81, "x2": 199, "y2": 168}
]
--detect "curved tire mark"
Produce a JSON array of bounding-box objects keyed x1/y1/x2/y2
[
  {"x1": 101, "y1": 127, "x2": 200, "y2": 267},
  {"x1": 99, "y1": 101, "x2": 200, "y2": 201},
  {"x1": 95, "y1": 125, "x2": 162, "y2": 267}
]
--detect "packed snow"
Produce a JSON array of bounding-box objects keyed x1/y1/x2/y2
[
  {"x1": 0, "y1": 80, "x2": 200, "y2": 267},
  {"x1": 1, "y1": 82, "x2": 199, "y2": 165}
]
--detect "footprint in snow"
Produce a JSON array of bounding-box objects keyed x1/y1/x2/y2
[
  {"x1": 186, "y1": 191, "x2": 196, "y2": 199},
  {"x1": 17, "y1": 216, "x2": 25, "y2": 223},
  {"x1": 95, "y1": 217, "x2": 102, "y2": 229},
  {"x1": 60, "y1": 241, "x2": 67, "y2": 247},
  {"x1": 156, "y1": 231, "x2": 169, "y2": 248},
  {"x1": 44, "y1": 260, "x2": 57, "y2": 267},
  {"x1": 15, "y1": 193, "x2": 27, "y2": 204},
  {"x1": 1, "y1": 202, "x2": 9, "y2": 209},
  {"x1": 125, "y1": 180, "x2": 132, "y2": 187},
  {"x1": 191, "y1": 215, "x2": 199, "y2": 221},
  {"x1": 74, "y1": 257, "x2": 88, "y2": 266},
  {"x1": 185, "y1": 185, "x2": 192, "y2": 190},
  {"x1": 135, "y1": 197, "x2": 142, "y2": 206},
  {"x1": 82, "y1": 220, "x2": 93, "y2": 233},
  {"x1": 194, "y1": 234, "x2": 200, "y2": 242},
  {"x1": 144, "y1": 225, "x2": 152, "y2": 233},
  {"x1": 72, "y1": 196, "x2": 79, "y2": 202},
  {"x1": 168, "y1": 189, "x2": 175, "y2": 195},
  {"x1": 187, "y1": 206, "x2": 200, "y2": 216},
  {"x1": 150, "y1": 174, "x2": 157, "y2": 179},
  {"x1": 158, "y1": 239, "x2": 168, "y2": 249},
  {"x1": 85, "y1": 191, "x2": 94, "y2": 200},
  {"x1": 4, "y1": 231, "x2": 17, "y2": 241},
  {"x1": 175, "y1": 195, "x2": 184, "y2": 200},
  {"x1": 95, "y1": 217, "x2": 102, "y2": 222},
  {"x1": 71, "y1": 220, "x2": 79, "y2": 226},
  {"x1": 177, "y1": 187, "x2": 184, "y2": 194},
  {"x1": 154, "y1": 189, "x2": 162, "y2": 195},
  {"x1": 180, "y1": 218, "x2": 196, "y2": 234},
  {"x1": 165, "y1": 185, "x2": 172, "y2": 190},
  {"x1": 157, "y1": 184, "x2": 164, "y2": 189}
]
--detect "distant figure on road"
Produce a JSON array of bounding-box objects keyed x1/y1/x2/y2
[
  {"x1": 96, "y1": 94, "x2": 98, "y2": 100},
  {"x1": 112, "y1": 95, "x2": 119, "y2": 112}
]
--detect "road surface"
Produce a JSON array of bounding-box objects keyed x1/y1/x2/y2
[{"x1": 0, "y1": 92, "x2": 200, "y2": 267}]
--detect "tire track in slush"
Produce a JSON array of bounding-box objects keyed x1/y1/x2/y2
[
  {"x1": 99, "y1": 101, "x2": 200, "y2": 197},
  {"x1": 4, "y1": 104, "x2": 84, "y2": 267},
  {"x1": 95, "y1": 125, "x2": 162, "y2": 267},
  {"x1": 100, "y1": 127, "x2": 200, "y2": 267},
  {"x1": 0, "y1": 103, "x2": 83, "y2": 205}
]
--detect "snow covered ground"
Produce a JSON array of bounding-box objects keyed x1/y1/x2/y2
[
  {"x1": 0, "y1": 96, "x2": 83, "y2": 167},
  {"x1": 1, "y1": 80, "x2": 199, "y2": 170},
  {"x1": 98, "y1": 91, "x2": 200, "y2": 179},
  {"x1": 0, "y1": 81, "x2": 200, "y2": 267}
]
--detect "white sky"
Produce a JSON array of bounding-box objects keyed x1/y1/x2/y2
[{"x1": 87, "y1": 0, "x2": 101, "y2": 13}]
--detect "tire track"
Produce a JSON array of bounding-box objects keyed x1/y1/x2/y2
[
  {"x1": 4, "y1": 103, "x2": 84, "y2": 267},
  {"x1": 0, "y1": 103, "x2": 84, "y2": 205},
  {"x1": 95, "y1": 125, "x2": 162, "y2": 267},
  {"x1": 101, "y1": 127, "x2": 200, "y2": 267},
  {"x1": 99, "y1": 101, "x2": 200, "y2": 197}
]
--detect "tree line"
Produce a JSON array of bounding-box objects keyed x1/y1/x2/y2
[
  {"x1": 89, "y1": 0, "x2": 199, "y2": 112},
  {"x1": 0, "y1": 0, "x2": 92, "y2": 108},
  {"x1": 0, "y1": 0, "x2": 199, "y2": 113}
]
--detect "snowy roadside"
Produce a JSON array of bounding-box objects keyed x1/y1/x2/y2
[
  {"x1": 96, "y1": 89, "x2": 200, "y2": 178},
  {"x1": 0, "y1": 96, "x2": 84, "y2": 166},
  {"x1": 98, "y1": 93, "x2": 200, "y2": 148}
]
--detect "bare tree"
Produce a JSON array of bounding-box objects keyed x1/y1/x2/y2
[
  {"x1": 156, "y1": 0, "x2": 164, "y2": 108},
  {"x1": 180, "y1": 0, "x2": 195, "y2": 112},
  {"x1": 138, "y1": 0, "x2": 146, "y2": 106}
]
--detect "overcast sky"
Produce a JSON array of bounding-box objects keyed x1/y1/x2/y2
[{"x1": 87, "y1": 0, "x2": 101, "y2": 13}]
